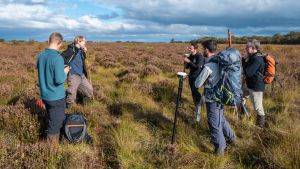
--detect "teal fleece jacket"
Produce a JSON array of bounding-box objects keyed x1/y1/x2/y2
[{"x1": 37, "y1": 48, "x2": 66, "y2": 101}]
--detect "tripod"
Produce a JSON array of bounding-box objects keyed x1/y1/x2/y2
[{"x1": 171, "y1": 72, "x2": 187, "y2": 144}]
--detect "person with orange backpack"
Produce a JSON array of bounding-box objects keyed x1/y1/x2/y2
[{"x1": 242, "y1": 39, "x2": 269, "y2": 128}]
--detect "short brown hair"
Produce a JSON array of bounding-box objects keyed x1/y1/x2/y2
[
  {"x1": 73, "y1": 35, "x2": 85, "y2": 44},
  {"x1": 49, "y1": 32, "x2": 63, "y2": 44},
  {"x1": 201, "y1": 40, "x2": 217, "y2": 53},
  {"x1": 190, "y1": 42, "x2": 199, "y2": 49}
]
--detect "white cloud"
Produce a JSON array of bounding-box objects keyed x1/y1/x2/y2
[
  {"x1": 0, "y1": 2, "x2": 143, "y2": 32},
  {"x1": 79, "y1": 15, "x2": 105, "y2": 29},
  {"x1": 0, "y1": 4, "x2": 51, "y2": 20},
  {"x1": 94, "y1": 0, "x2": 300, "y2": 27},
  {"x1": 78, "y1": 15, "x2": 143, "y2": 33},
  {"x1": 0, "y1": 0, "x2": 299, "y2": 41},
  {"x1": 0, "y1": 0, "x2": 47, "y2": 5},
  {"x1": 51, "y1": 15, "x2": 80, "y2": 29},
  {"x1": 0, "y1": 2, "x2": 80, "y2": 29}
]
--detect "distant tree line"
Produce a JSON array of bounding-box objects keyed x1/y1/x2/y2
[
  {"x1": 1, "y1": 32, "x2": 299, "y2": 44},
  {"x1": 0, "y1": 39, "x2": 38, "y2": 44},
  {"x1": 189, "y1": 31, "x2": 300, "y2": 44},
  {"x1": 170, "y1": 38, "x2": 184, "y2": 43}
]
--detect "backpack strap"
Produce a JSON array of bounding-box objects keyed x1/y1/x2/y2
[
  {"x1": 65, "y1": 123, "x2": 74, "y2": 142},
  {"x1": 66, "y1": 44, "x2": 78, "y2": 64},
  {"x1": 78, "y1": 122, "x2": 87, "y2": 142}
]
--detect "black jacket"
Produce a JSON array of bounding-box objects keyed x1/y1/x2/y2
[
  {"x1": 242, "y1": 52, "x2": 265, "y2": 91},
  {"x1": 61, "y1": 43, "x2": 89, "y2": 78},
  {"x1": 185, "y1": 52, "x2": 205, "y2": 79}
]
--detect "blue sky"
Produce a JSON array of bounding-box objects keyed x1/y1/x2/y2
[{"x1": 0, "y1": 0, "x2": 299, "y2": 42}]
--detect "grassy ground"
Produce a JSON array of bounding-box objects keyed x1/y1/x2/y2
[{"x1": 0, "y1": 42, "x2": 299, "y2": 168}]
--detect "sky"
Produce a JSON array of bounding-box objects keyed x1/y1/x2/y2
[{"x1": 0, "y1": 0, "x2": 299, "y2": 42}]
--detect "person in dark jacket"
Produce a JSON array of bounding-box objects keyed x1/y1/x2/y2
[
  {"x1": 243, "y1": 39, "x2": 266, "y2": 127},
  {"x1": 184, "y1": 43, "x2": 205, "y2": 124},
  {"x1": 61, "y1": 36, "x2": 93, "y2": 108}
]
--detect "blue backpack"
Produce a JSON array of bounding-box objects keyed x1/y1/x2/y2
[
  {"x1": 207, "y1": 48, "x2": 243, "y2": 106},
  {"x1": 64, "y1": 112, "x2": 92, "y2": 143}
]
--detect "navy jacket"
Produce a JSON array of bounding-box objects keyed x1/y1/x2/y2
[
  {"x1": 61, "y1": 43, "x2": 89, "y2": 78},
  {"x1": 242, "y1": 52, "x2": 265, "y2": 91}
]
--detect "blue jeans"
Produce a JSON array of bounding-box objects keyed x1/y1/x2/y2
[
  {"x1": 43, "y1": 98, "x2": 66, "y2": 136},
  {"x1": 206, "y1": 102, "x2": 235, "y2": 153}
]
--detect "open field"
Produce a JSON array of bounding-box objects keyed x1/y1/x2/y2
[{"x1": 0, "y1": 42, "x2": 299, "y2": 168}]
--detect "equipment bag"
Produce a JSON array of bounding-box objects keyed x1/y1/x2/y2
[{"x1": 64, "y1": 112, "x2": 92, "y2": 144}]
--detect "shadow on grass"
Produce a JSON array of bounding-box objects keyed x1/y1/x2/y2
[
  {"x1": 108, "y1": 101, "x2": 212, "y2": 153},
  {"x1": 99, "y1": 124, "x2": 122, "y2": 169},
  {"x1": 7, "y1": 95, "x2": 21, "y2": 105},
  {"x1": 108, "y1": 102, "x2": 173, "y2": 132},
  {"x1": 152, "y1": 81, "x2": 177, "y2": 103},
  {"x1": 232, "y1": 128, "x2": 286, "y2": 168}
]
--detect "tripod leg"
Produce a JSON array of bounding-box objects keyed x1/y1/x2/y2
[{"x1": 171, "y1": 78, "x2": 184, "y2": 144}]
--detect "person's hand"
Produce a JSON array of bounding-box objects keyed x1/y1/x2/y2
[
  {"x1": 80, "y1": 44, "x2": 87, "y2": 52},
  {"x1": 184, "y1": 57, "x2": 191, "y2": 63},
  {"x1": 241, "y1": 54, "x2": 248, "y2": 59},
  {"x1": 64, "y1": 66, "x2": 70, "y2": 74},
  {"x1": 81, "y1": 46, "x2": 87, "y2": 52}
]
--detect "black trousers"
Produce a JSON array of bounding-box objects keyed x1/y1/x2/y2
[
  {"x1": 188, "y1": 76, "x2": 202, "y2": 105},
  {"x1": 43, "y1": 98, "x2": 66, "y2": 135}
]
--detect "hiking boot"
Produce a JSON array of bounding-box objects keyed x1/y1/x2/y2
[
  {"x1": 227, "y1": 138, "x2": 237, "y2": 148},
  {"x1": 257, "y1": 115, "x2": 265, "y2": 128},
  {"x1": 47, "y1": 134, "x2": 60, "y2": 145},
  {"x1": 214, "y1": 149, "x2": 225, "y2": 156},
  {"x1": 82, "y1": 96, "x2": 92, "y2": 105},
  {"x1": 47, "y1": 134, "x2": 60, "y2": 152},
  {"x1": 66, "y1": 102, "x2": 72, "y2": 109}
]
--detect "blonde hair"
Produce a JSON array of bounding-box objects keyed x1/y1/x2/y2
[{"x1": 73, "y1": 36, "x2": 85, "y2": 44}]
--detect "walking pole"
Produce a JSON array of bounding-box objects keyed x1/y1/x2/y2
[
  {"x1": 228, "y1": 29, "x2": 232, "y2": 48},
  {"x1": 171, "y1": 72, "x2": 187, "y2": 144}
]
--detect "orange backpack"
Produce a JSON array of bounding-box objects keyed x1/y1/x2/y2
[{"x1": 262, "y1": 54, "x2": 277, "y2": 84}]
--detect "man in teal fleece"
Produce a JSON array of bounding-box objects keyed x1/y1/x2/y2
[{"x1": 37, "y1": 32, "x2": 70, "y2": 143}]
